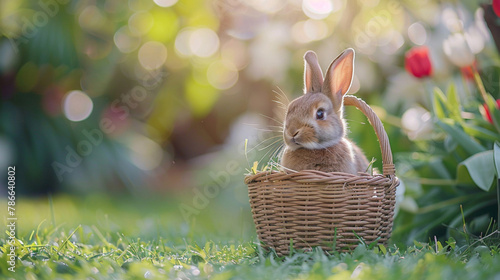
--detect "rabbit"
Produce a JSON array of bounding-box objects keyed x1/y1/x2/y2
[{"x1": 280, "y1": 49, "x2": 369, "y2": 174}]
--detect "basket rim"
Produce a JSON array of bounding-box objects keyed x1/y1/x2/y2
[{"x1": 244, "y1": 169, "x2": 398, "y2": 186}]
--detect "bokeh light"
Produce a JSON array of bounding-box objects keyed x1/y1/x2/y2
[
  {"x1": 408, "y1": 22, "x2": 427, "y2": 45},
  {"x1": 78, "y1": 5, "x2": 106, "y2": 31},
  {"x1": 207, "y1": 60, "x2": 239, "y2": 90},
  {"x1": 127, "y1": 134, "x2": 163, "y2": 171},
  {"x1": 174, "y1": 28, "x2": 193, "y2": 56},
  {"x1": 153, "y1": 0, "x2": 178, "y2": 8},
  {"x1": 380, "y1": 30, "x2": 404, "y2": 54},
  {"x1": 221, "y1": 40, "x2": 248, "y2": 70},
  {"x1": 128, "y1": 0, "x2": 154, "y2": 12},
  {"x1": 247, "y1": 22, "x2": 290, "y2": 81},
  {"x1": 128, "y1": 11, "x2": 154, "y2": 36},
  {"x1": 114, "y1": 26, "x2": 141, "y2": 53},
  {"x1": 189, "y1": 28, "x2": 220, "y2": 58},
  {"x1": 292, "y1": 19, "x2": 329, "y2": 43},
  {"x1": 0, "y1": 40, "x2": 17, "y2": 72},
  {"x1": 351, "y1": 7, "x2": 406, "y2": 54},
  {"x1": 138, "y1": 41, "x2": 168, "y2": 70},
  {"x1": 302, "y1": 0, "x2": 340, "y2": 20},
  {"x1": 149, "y1": 9, "x2": 179, "y2": 42},
  {"x1": 63, "y1": 90, "x2": 94, "y2": 122},
  {"x1": 250, "y1": 0, "x2": 286, "y2": 14},
  {"x1": 401, "y1": 107, "x2": 433, "y2": 140}
]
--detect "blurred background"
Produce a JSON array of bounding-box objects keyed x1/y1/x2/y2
[{"x1": 1, "y1": 0, "x2": 499, "y2": 245}]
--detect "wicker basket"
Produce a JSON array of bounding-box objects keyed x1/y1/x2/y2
[{"x1": 245, "y1": 95, "x2": 399, "y2": 255}]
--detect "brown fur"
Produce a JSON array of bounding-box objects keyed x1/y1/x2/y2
[
  {"x1": 280, "y1": 49, "x2": 369, "y2": 174},
  {"x1": 281, "y1": 139, "x2": 369, "y2": 173}
]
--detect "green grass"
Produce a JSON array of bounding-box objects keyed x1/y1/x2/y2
[{"x1": 1, "y1": 195, "x2": 500, "y2": 279}]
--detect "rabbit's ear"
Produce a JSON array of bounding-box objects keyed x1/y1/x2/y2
[
  {"x1": 304, "y1": 51, "x2": 323, "y2": 93},
  {"x1": 323, "y1": 48, "x2": 355, "y2": 113}
]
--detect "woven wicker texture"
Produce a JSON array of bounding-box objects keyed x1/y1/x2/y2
[{"x1": 245, "y1": 95, "x2": 399, "y2": 255}]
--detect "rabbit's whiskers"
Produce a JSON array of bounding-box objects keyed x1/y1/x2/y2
[
  {"x1": 259, "y1": 114, "x2": 283, "y2": 126},
  {"x1": 257, "y1": 140, "x2": 283, "y2": 166},
  {"x1": 257, "y1": 137, "x2": 283, "y2": 152},
  {"x1": 246, "y1": 135, "x2": 282, "y2": 153},
  {"x1": 273, "y1": 86, "x2": 290, "y2": 105}
]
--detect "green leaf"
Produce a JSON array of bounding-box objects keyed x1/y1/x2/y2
[
  {"x1": 494, "y1": 142, "x2": 500, "y2": 177},
  {"x1": 436, "y1": 120, "x2": 486, "y2": 155},
  {"x1": 446, "y1": 237, "x2": 456, "y2": 249},
  {"x1": 191, "y1": 254, "x2": 205, "y2": 264},
  {"x1": 446, "y1": 84, "x2": 461, "y2": 121},
  {"x1": 57, "y1": 225, "x2": 81, "y2": 253},
  {"x1": 436, "y1": 241, "x2": 444, "y2": 252},
  {"x1": 457, "y1": 150, "x2": 495, "y2": 191},
  {"x1": 433, "y1": 88, "x2": 447, "y2": 120},
  {"x1": 444, "y1": 136, "x2": 457, "y2": 152},
  {"x1": 461, "y1": 123, "x2": 500, "y2": 142},
  {"x1": 378, "y1": 244, "x2": 387, "y2": 255}
]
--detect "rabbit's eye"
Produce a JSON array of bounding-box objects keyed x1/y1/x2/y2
[{"x1": 316, "y1": 108, "x2": 326, "y2": 120}]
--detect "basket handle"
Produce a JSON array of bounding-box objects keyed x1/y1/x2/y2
[{"x1": 343, "y1": 95, "x2": 395, "y2": 177}]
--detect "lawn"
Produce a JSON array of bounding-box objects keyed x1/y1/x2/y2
[{"x1": 2, "y1": 194, "x2": 500, "y2": 280}]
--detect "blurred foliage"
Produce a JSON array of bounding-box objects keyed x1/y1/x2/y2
[
  {"x1": 393, "y1": 83, "x2": 499, "y2": 244},
  {"x1": 0, "y1": 0, "x2": 463, "y2": 193},
  {"x1": 393, "y1": 34, "x2": 500, "y2": 244}
]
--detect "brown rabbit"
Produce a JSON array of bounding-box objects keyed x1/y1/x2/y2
[{"x1": 280, "y1": 49, "x2": 369, "y2": 174}]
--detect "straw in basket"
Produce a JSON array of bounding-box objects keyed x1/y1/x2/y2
[{"x1": 245, "y1": 95, "x2": 399, "y2": 255}]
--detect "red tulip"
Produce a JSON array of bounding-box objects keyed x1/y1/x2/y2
[
  {"x1": 494, "y1": 0, "x2": 500, "y2": 18},
  {"x1": 405, "y1": 46, "x2": 433, "y2": 79},
  {"x1": 482, "y1": 99, "x2": 500, "y2": 124},
  {"x1": 460, "y1": 60, "x2": 478, "y2": 80}
]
